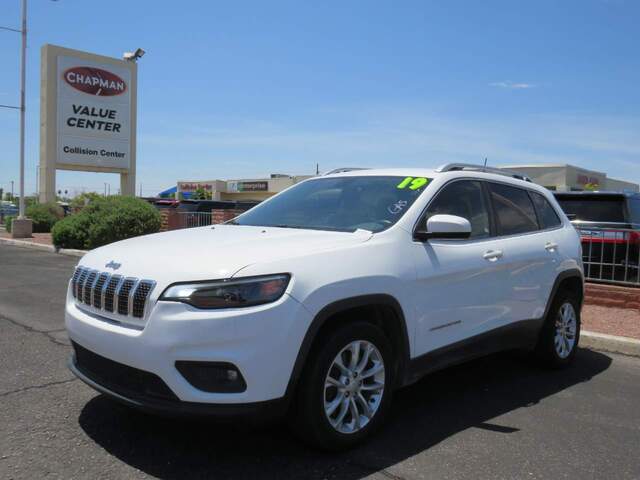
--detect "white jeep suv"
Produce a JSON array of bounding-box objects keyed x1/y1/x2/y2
[{"x1": 66, "y1": 164, "x2": 584, "y2": 449}]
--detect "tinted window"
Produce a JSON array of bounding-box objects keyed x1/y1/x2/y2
[
  {"x1": 488, "y1": 183, "x2": 539, "y2": 235},
  {"x1": 234, "y1": 176, "x2": 431, "y2": 233},
  {"x1": 424, "y1": 180, "x2": 490, "y2": 239},
  {"x1": 530, "y1": 192, "x2": 562, "y2": 229},
  {"x1": 555, "y1": 196, "x2": 626, "y2": 223},
  {"x1": 628, "y1": 199, "x2": 640, "y2": 225}
]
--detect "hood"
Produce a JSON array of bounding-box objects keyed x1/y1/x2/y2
[{"x1": 79, "y1": 224, "x2": 372, "y2": 285}]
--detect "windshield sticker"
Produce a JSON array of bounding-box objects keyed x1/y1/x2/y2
[
  {"x1": 387, "y1": 200, "x2": 408, "y2": 215},
  {"x1": 397, "y1": 177, "x2": 430, "y2": 190}
]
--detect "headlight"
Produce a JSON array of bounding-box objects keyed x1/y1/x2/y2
[{"x1": 160, "y1": 274, "x2": 290, "y2": 309}]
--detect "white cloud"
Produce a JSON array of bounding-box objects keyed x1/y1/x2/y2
[{"x1": 489, "y1": 81, "x2": 537, "y2": 89}]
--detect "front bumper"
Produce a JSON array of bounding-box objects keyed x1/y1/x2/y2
[
  {"x1": 68, "y1": 351, "x2": 287, "y2": 419},
  {"x1": 65, "y1": 288, "x2": 313, "y2": 406}
]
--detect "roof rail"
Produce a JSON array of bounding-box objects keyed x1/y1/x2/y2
[
  {"x1": 324, "y1": 167, "x2": 370, "y2": 176},
  {"x1": 435, "y1": 163, "x2": 532, "y2": 182}
]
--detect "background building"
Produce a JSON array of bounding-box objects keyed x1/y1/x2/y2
[
  {"x1": 500, "y1": 164, "x2": 639, "y2": 192},
  {"x1": 160, "y1": 174, "x2": 314, "y2": 201}
]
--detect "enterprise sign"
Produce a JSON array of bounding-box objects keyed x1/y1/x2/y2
[{"x1": 228, "y1": 181, "x2": 269, "y2": 192}]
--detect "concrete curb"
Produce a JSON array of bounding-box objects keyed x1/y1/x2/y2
[
  {"x1": 0, "y1": 237, "x2": 86, "y2": 258},
  {"x1": 580, "y1": 330, "x2": 640, "y2": 357}
]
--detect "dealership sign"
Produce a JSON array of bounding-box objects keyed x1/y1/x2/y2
[
  {"x1": 40, "y1": 45, "x2": 138, "y2": 202},
  {"x1": 54, "y1": 55, "x2": 132, "y2": 170},
  {"x1": 63, "y1": 67, "x2": 127, "y2": 96}
]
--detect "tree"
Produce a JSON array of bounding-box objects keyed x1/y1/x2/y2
[
  {"x1": 191, "y1": 187, "x2": 211, "y2": 200},
  {"x1": 70, "y1": 192, "x2": 103, "y2": 210}
]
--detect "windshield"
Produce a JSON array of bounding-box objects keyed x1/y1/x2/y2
[
  {"x1": 556, "y1": 197, "x2": 626, "y2": 223},
  {"x1": 233, "y1": 175, "x2": 432, "y2": 233}
]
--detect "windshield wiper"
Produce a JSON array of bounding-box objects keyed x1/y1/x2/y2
[{"x1": 273, "y1": 224, "x2": 309, "y2": 230}]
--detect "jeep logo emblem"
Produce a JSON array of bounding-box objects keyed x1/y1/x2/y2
[{"x1": 105, "y1": 261, "x2": 121, "y2": 270}]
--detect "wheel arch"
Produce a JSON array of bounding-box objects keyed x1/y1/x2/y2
[
  {"x1": 285, "y1": 294, "x2": 411, "y2": 401},
  {"x1": 543, "y1": 268, "x2": 584, "y2": 321}
]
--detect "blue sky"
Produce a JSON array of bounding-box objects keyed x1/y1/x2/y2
[{"x1": 1, "y1": 0, "x2": 639, "y2": 197}]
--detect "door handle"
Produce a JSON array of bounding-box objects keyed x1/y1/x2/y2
[
  {"x1": 545, "y1": 242, "x2": 558, "y2": 252},
  {"x1": 483, "y1": 250, "x2": 503, "y2": 261}
]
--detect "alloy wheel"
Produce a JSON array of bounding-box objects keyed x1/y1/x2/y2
[
  {"x1": 554, "y1": 302, "x2": 577, "y2": 359},
  {"x1": 323, "y1": 340, "x2": 385, "y2": 434}
]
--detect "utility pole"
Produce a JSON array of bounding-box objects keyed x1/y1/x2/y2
[
  {"x1": 11, "y1": 180, "x2": 15, "y2": 200},
  {"x1": 0, "y1": 1, "x2": 32, "y2": 236},
  {"x1": 18, "y1": 0, "x2": 26, "y2": 219}
]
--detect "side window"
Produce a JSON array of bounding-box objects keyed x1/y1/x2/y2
[
  {"x1": 488, "y1": 183, "x2": 539, "y2": 236},
  {"x1": 530, "y1": 191, "x2": 562, "y2": 229},
  {"x1": 628, "y1": 199, "x2": 640, "y2": 225},
  {"x1": 424, "y1": 180, "x2": 490, "y2": 239}
]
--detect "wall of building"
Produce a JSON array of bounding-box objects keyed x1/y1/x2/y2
[
  {"x1": 176, "y1": 174, "x2": 314, "y2": 201},
  {"x1": 502, "y1": 165, "x2": 569, "y2": 190},
  {"x1": 501, "y1": 164, "x2": 639, "y2": 192},
  {"x1": 606, "y1": 178, "x2": 640, "y2": 193}
]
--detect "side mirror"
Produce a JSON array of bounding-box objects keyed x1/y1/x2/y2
[{"x1": 414, "y1": 214, "x2": 472, "y2": 241}]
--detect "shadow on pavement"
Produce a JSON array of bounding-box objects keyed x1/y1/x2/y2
[{"x1": 78, "y1": 348, "x2": 612, "y2": 480}]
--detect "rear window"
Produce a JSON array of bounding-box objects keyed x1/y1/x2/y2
[
  {"x1": 530, "y1": 192, "x2": 562, "y2": 229},
  {"x1": 488, "y1": 183, "x2": 539, "y2": 236},
  {"x1": 555, "y1": 197, "x2": 626, "y2": 223}
]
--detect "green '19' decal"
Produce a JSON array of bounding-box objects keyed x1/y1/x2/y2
[{"x1": 397, "y1": 177, "x2": 429, "y2": 190}]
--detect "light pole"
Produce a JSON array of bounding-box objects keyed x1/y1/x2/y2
[
  {"x1": 18, "y1": 0, "x2": 26, "y2": 219},
  {"x1": 0, "y1": 0, "x2": 31, "y2": 236}
]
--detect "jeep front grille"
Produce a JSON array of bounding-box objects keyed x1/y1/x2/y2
[
  {"x1": 92, "y1": 272, "x2": 110, "y2": 309},
  {"x1": 117, "y1": 278, "x2": 136, "y2": 315},
  {"x1": 83, "y1": 271, "x2": 98, "y2": 305},
  {"x1": 104, "y1": 275, "x2": 122, "y2": 313},
  {"x1": 71, "y1": 266, "x2": 156, "y2": 320}
]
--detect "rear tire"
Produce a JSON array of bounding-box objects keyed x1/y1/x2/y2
[
  {"x1": 534, "y1": 291, "x2": 581, "y2": 368},
  {"x1": 290, "y1": 322, "x2": 394, "y2": 451}
]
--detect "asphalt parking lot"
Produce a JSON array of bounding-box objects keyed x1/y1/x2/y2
[{"x1": 1, "y1": 244, "x2": 639, "y2": 480}]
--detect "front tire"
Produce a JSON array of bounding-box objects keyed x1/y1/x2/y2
[
  {"x1": 291, "y1": 322, "x2": 394, "y2": 450},
  {"x1": 535, "y1": 291, "x2": 581, "y2": 368}
]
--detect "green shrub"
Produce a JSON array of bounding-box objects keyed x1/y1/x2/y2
[
  {"x1": 70, "y1": 192, "x2": 103, "y2": 211},
  {"x1": 4, "y1": 216, "x2": 15, "y2": 233},
  {"x1": 52, "y1": 196, "x2": 161, "y2": 250},
  {"x1": 50, "y1": 214, "x2": 93, "y2": 250},
  {"x1": 25, "y1": 202, "x2": 64, "y2": 233}
]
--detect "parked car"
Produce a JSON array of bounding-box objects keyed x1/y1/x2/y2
[
  {"x1": 554, "y1": 191, "x2": 640, "y2": 283},
  {"x1": 0, "y1": 201, "x2": 18, "y2": 222},
  {"x1": 66, "y1": 164, "x2": 584, "y2": 449},
  {"x1": 57, "y1": 201, "x2": 71, "y2": 216}
]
